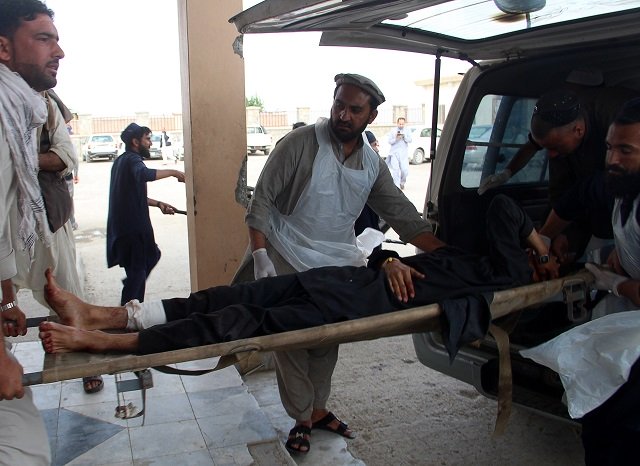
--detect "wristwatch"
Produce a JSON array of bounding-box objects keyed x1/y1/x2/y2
[
  {"x1": 1, "y1": 301, "x2": 17, "y2": 312},
  {"x1": 537, "y1": 254, "x2": 550, "y2": 264}
]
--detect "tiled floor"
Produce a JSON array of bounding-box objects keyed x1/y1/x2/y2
[{"x1": 15, "y1": 341, "x2": 362, "y2": 465}]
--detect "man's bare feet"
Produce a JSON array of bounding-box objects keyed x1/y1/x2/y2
[
  {"x1": 39, "y1": 321, "x2": 139, "y2": 354},
  {"x1": 44, "y1": 268, "x2": 92, "y2": 329},
  {"x1": 39, "y1": 321, "x2": 101, "y2": 353}
]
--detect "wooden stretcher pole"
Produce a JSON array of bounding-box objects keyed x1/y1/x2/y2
[{"x1": 23, "y1": 271, "x2": 593, "y2": 386}]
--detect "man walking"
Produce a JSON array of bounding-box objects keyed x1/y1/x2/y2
[{"x1": 107, "y1": 123, "x2": 185, "y2": 305}]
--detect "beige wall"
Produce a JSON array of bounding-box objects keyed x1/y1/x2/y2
[{"x1": 178, "y1": 0, "x2": 247, "y2": 290}]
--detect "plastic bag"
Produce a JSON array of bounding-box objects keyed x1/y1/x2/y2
[
  {"x1": 356, "y1": 227, "x2": 385, "y2": 257},
  {"x1": 520, "y1": 310, "x2": 640, "y2": 419}
]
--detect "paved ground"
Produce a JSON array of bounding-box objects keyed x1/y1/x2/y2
[{"x1": 12, "y1": 156, "x2": 585, "y2": 465}]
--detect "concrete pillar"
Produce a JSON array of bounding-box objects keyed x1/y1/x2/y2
[
  {"x1": 246, "y1": 106, "x2": 261, "y2": 126},
  {"x1": 178, "y1": 0, "x2": 247, "y2": 290},
  {"x1": 296, "y1": 107, "x2": 311, "y2": 125}
]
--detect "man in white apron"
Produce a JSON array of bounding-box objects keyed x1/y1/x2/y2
[
  {"x1": 233, "y1": 73, "x2": 445, "y2": 454},
  {"x1": 527, "y1": 98, "x2": 640, "y2": 464}
]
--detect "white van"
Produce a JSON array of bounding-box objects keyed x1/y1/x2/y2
[{"x1": 230, "y1": 0, "x2": 640, "y2": 424}]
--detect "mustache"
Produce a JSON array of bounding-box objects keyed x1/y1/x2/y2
[{"x1": 606, "y1": 164, "x2": 627, "y2": 175}]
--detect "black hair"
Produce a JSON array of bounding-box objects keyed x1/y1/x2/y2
[
  {"x1": 530, "y1": 89, "x2": 585, "y2": 139},
  {"x1": 0, "y1": 0, "x2": 53, "y2": 38},
  {"x1": 124, "y1": 125, "x2": 151, "y2": 151},
  {"x1": 292, "y1": 121, "x2": 306, "y2": 130},
  {"x1": 613, "y1": 98, "x2": 640, "y2": 126}
]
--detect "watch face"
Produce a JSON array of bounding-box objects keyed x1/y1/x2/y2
[{"x1": 538, "y1": 255, "x2": 550, "y2": 264}]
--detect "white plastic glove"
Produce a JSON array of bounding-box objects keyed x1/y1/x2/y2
[
  {"x1": 478, "y1": 169, "x2": 512, "y2": 195},
  {"x1": 252, "y1": 248, "x2": 277, "y2": 279},
  {"x1": 585, "y1": 263, "x2": 628, "y2": 296}
]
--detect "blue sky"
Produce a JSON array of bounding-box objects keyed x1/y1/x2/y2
[{"x1": 44, "y1": 0, "x2": 470, "y2": 116}]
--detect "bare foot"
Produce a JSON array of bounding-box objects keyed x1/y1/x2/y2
[
  {"x1": 44, "y1": 268, "x2": 92, "y2": 328},
  {"x1": 39, "y1": 321, "x2": 103, "y2": 353}
]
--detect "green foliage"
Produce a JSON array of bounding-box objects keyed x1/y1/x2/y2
[{"x1": 245, "y1": 95, "x2": 264, "y2": 109}]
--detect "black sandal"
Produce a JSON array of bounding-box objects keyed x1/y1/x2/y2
[
  {"x1": 285, "y1": 425, "x2": 311, "y2": 455},
  {"x1": 312, "y1": 412, "x2": 356, "y2": 439}
]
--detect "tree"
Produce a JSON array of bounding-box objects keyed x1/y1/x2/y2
[{"x1": 245, "y1": 95, "x2": 264, "y2": 109}]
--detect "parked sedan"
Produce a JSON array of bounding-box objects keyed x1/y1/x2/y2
[
  {"x1": 407, "y1": 126, "x2": 441, "y2": 164},
  {"x1": 83, "y1": 134, "x2": 118, "y2": 162},
  {"x1": 462, "y1": 124, "x2": 492, "y2": 170}
]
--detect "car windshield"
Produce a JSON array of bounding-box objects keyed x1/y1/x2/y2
[
  {"x1": 92, "y1": 136, "x2": 113, "y2": 143},
  {"x1": 384, "y1": 0, "x2": 638, "y2": 41}
]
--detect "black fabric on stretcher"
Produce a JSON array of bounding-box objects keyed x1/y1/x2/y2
[{"x1": 138, "y1": 195, "x2": 532, "y2": 357}]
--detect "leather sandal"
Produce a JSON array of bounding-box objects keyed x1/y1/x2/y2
[
  {"x1": 312, "y1": 411, "x2": 356, "y2": 439},
  {"x1": 285, "y1": 425, "x2": 311, "y2": 455}
]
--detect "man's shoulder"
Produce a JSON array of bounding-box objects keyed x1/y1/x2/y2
[{"x1": 274, "y1": 124, "x2": 318, "y2": 152}]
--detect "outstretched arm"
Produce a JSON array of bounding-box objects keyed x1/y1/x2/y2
[
  {"x1": 154, "y1": 169, "x2": 185, "y2": 183},
  {"x1": 478, "y1": 140, "x2": 540, "y2": 194},
  {"x1": 147, "y1": 199, "x2": 179, "y2": 215},
  {"x1": 586, "y1": 249, "x2": 640, "y2": 306}
]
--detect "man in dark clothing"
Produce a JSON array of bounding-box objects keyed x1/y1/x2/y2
[
  {"x1": 107, "y1": 123, "x2": 185, "y2": 305},
  {"x1": 41, "y1": 195, "x2": 557, "y2": 355},
  {"x1": 480, "y1": 88, "x2": 637, "y2": 262}
]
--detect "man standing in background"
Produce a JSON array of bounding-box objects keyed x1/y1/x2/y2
[
  {"x1": 107, "y1": 123, "x2": 185, "y2": 305},
  {"x1": 386, "y1": 117, "x2": 412, "y2": 189}
]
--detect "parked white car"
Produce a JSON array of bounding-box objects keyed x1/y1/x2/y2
[
  {"x1": 82, "y1": 134, "x2": 118, "y2": 162},
  {"x1": 407, "y1": 126, "x2": 441, "y2": 164}
]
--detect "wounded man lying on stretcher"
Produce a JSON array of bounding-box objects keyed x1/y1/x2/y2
[{"x1": 39, "y1": 195, "x2": 559, "y2": 356}]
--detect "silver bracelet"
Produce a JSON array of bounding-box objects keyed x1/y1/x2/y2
[{"x1": 1, "y1": 301, "x2": 17, "y2": 312}]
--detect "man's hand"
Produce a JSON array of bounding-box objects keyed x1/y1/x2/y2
[
  {"x1": 0, "y1": 351, "x2": 25, "y2": 400},
  {"x1": 478, "y1": 169, "x2": 512, "y2": 195},
  {"x1": 606, "y1": 249, "x2": 625, "y2": 275},
  {"x1": 533, "y1": 256, "x2": 560, "y2": 281},
  {"x1": 382, "y1": 257, "x2": 425, "y2": 303},
  {"x1": 2, "y1": 307, "x2": 27, "y2": 337},
  {"x1": 252, "y1": 248, "x2": 277, "y2": 279},
  {"x1": 174, "y1": 171, "x2": 185, "y2": 183},
  {"x1": 585, "y1": 263, "x2": 628, "y2": 296},
  {"x1": 157, "y1": 201, "x2": 177, "y2": 215},
  {"x1": 550, "y1": 234, "x2": 575, "y2": 265}
]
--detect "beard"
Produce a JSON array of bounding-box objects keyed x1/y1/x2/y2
[
  {"x1": 605, "y1": 165, "x2": 640, "y2": 198},
  {"x1": 15, "y1": 62, "x2": 57, "y2": 92},
  {"x1": 329, "y1": 116, "x2": 370, "y2": 143},
  {"x1": 139, "y1": 147, "x2": 151, "y2": 159}
]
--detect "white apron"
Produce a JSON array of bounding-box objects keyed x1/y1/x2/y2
[{"x1": 268, "y1": 118, "x2": 380, "y2": 271}]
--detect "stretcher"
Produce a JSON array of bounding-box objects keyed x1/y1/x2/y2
[{"x1": 21, "y1": 271, "x2": 593, "y2": 428}]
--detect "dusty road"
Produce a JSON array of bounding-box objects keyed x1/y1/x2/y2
[{"x1": 64, "y1": 155, "x2": 584, "y2": 465}]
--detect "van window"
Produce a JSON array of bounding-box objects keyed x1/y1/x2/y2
[{"x1": 461, "y1": 94, "x2": 549, "y2": 188}]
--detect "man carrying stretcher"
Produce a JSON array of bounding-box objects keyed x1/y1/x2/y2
[{"x1": 38, "y1": 195, "x2": 559, "y2": 355}]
